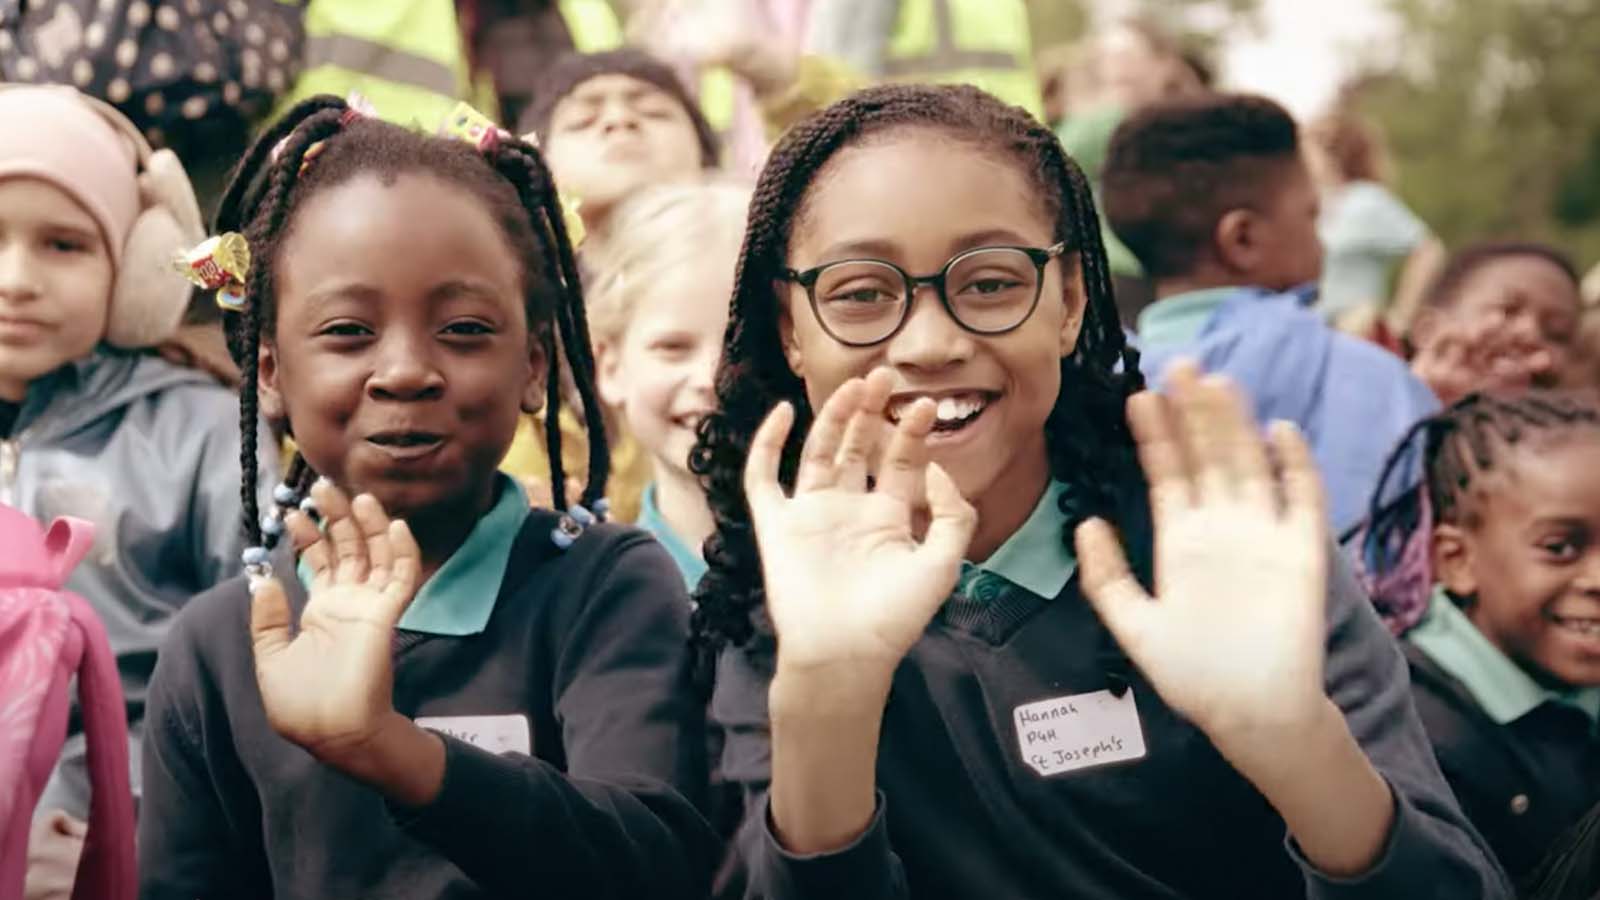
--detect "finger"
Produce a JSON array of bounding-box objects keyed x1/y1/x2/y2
[
  {"x1": 287, "y1": 510, "x2": 332, "y2": 585},
  {"x1": 1074, "y1": 517, "x2": 1156, "y2": 649},
  {"x1": 247, "y1": 574, "x2": 294, "y2": 661},
  {"x1": 834, "y1": 369, "x2": 894, "y2": 491},
  {"x1": 1126, "y1": 390, "x2": 1192, "y2": 514},
  {"x1": 874, "y1": 397, "x2": 935, "y2": 505},
  {"x1": 350, "y1": 493, "x2": 394, "y2": 584},
  {"x1": 918, "y1": 462, "x2": 977, "y2": 564},
  {"x1": 313, "y1": 478, "x2": 369, "y2": 584},
  {"x1": 795, "y1": 378, "x2": 862, "y2": 492},
  {"x1": 1204, "y1": 374, "x2": 1274, "y2": 506},
  {"x1": 48, "y1": 812, "x2": 87, "y2": 839},
  {"x1": 1268, "y1": 420, "x2": 1327, "y2": 530},
  {"x1": 743, "y1": 401, "x2": 795, "y2": 515},
  {"x1": 378, "y1": 519, "x2": 423, "y2": 624},
  {"x1": 1166, "y1": 362, "x2": 1240, "y2": 502}
]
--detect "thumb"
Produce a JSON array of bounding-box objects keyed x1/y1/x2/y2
[
  {"x1": 918, "y1": 463, "x2": 976, "y2": 564},
  {"x1": 248, "y1": 574, "x2": 294, "y2": 661},
  {"x1": 1075, "y1": 517, "x2": 1155, "y2": 646},
  {"x1": 48, "y1": 810, "x2": 88, "y2": 839}
]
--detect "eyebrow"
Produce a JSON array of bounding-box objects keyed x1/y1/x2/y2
[
  {"x1": 299, "y1": 279, "x2": 504, "y2": 311},
  {"x1": 811, "y1": 228, "x2": 1043, "y2": 266},
  {"x1": 564, "y1": 83, "x2": 669, "y2": 111}
]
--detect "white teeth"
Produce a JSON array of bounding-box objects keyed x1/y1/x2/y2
[
  {"x1": 886, "y1": 393, "x2": 989, "y2": 424},
  {"x1": 1555, "y1": 617, "x2": 1600, "y2": 636}
]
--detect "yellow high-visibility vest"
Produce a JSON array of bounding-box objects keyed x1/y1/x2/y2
[{"x1": 883, "y1": 0, "x2": 1042, "y2": 119}]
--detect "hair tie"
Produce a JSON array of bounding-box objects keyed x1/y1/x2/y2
[
  {"x1": 270, "y1": 92, "x2": 376, "y2": 171},
  {"x1": 174, "y1": 233, "x2": 251, "y2": 312}
]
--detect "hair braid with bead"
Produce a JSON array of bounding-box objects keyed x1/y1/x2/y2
[{"x1": 687, "y1": 83, "x2": 1149, "y2": 683}]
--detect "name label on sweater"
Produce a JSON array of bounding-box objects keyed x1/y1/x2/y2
[
  {"x1": 1012, "y1": 689, "x2": 1146, "y2": 776},
  {"x1": 416, "y1": 714, "x2": 531, "y2": 756}
]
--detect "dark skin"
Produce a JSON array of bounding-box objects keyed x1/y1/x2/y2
[
  {"x1": 247, "y1": 171, "x2": 552, "y2": 807},
  {"x1": 257, "y1": 172, "x2": 546, "y2": 580}
]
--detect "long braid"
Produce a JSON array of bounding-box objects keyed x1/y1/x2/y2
[
  {"x1": 689, "y1": 84, "x2": 1148, "y2": 684},
  {"x1": 485, "y1": 141, "x2": 611, "y2": 512},
  {"x1": 1357, "y1": 390, "x2": 1600, "y2": 632}
]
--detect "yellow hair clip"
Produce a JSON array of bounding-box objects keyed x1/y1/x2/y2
[
  {"x1": 175, "y1": 233, "x2": 251, "y2": 311},
  {"x1": 439, "y1": 101, "x2": 510, "y2": 153}
]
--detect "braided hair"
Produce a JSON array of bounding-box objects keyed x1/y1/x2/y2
[
  {"x1": 1356, "y1": 390, "x2": 1600, "y2": 632},
  {"x1": 688, "y1": 83, "x2": 1148, "y2": 679},
  {"x1": 213, "y1": 95, "x2": 609, "y2": 552}
]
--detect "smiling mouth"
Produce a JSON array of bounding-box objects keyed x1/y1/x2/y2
[
  {"x1": 366, "y1": 431, "x2": 447, "y2": 459},
  {"x1": 886, "y1": 391, "x2": 997, "y2": 433},
  {"x1": 1551, "y1": 614, "x2": 1600, "y2": 637}
]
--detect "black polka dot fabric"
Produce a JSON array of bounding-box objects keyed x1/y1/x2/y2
[{"x1": 0, "y1": 0, "x2": 304, "y2": 149}]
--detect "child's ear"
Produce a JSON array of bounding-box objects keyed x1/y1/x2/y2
[
  {"x1": 595, "y1": 338, "x2": 624, "y2": 408},
  {"x1": 776, "y1": 286, "x2": 805, "y2": 378},
  {"x1": 1431, "y1": 523, "x2": 1479, "y2": 598},
  {"x1": 519, "y1": 336, "x2": 547, "y2": 416},
  {"x1": 1056, "y1": 265, "x2": 1087, "y2": 356},
  {"x1": 257, "y1": 341, "x2": 285, "y2": 421},
  {"x1": 1213, "y1": 208, "x2": 1261, "y2": 275}
]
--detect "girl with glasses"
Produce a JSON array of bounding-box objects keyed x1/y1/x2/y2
[{"x1": 692, "y1": 83, "x2": 1508, "y2": 899}]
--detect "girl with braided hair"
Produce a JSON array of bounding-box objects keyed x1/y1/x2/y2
[
  {"x1": 1356, "y1": 391, "x2": 1600, "y2": 886},
  {"x1": 137, "y1": 96, "x2": 716, "y2": 899},
  {"x1": 696, "y1": 83, "x2": 1506, "y2": 899}
]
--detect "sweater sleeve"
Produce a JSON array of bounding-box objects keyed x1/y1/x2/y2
[
  {"x1": 137, "y1": 589, "x2": 270, "y2": 900},
  {"x1": 394, "y1": 532, "x2": 717, "y2": 899},
  {"x1": 713, "y1": 644, "x2": 908, "y2": 900},
  {"x1": 1295, "y1": 551, "x2": 1514, "y2": 899}
]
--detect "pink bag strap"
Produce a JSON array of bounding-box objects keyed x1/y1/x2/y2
[{"x1": 65, "y1": 592, "x2": 135, "y2": 900}]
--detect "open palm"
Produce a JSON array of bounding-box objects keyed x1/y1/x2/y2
[
  {"x1": 1076, "y1": 362, "x2": 1330, "y2": 738},
  {"x1": 746, "y1": 369, "x2": 977, "y2": 674},
  {"x1": 248, "y1": 480, "x2": 421, "y2": 760}
]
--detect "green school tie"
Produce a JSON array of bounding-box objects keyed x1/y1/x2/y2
[{"x1": 956, "y1": 563, "x2": 1011, "y2": 604}]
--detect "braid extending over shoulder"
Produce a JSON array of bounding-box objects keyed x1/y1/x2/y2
[
  {"x1": 212, "y1": 95, "x2": 610, "y2": 550},
  {"x1": 688, "y1": 84, "x2": 1148, "y2": 681}
]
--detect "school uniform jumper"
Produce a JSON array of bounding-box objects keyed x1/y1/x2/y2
[
  {"x1": 138, "y1": 478, "x2": 717, "y2": 899},
  {"x1": 1405, "y1": 589, "x2": 1600, "y2": 884},
  {"x1": 713, "y1": 482, "x2": 1512, "y2": 900}
]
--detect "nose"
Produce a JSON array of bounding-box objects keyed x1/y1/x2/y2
[
  {"x1": 598, "y1": 99, "x2": 640, "y2": 135},
  {"x1": 0, "y1": 242, "x2": 41, "y2": 303},
  {"x1": 1575, "y1": 552, "x2": 1600, "y2": 595},
  {"x1": 884, "y1": 284, "x2": 974, "y2": 372},
  {"x1": 366, "y1": 333, "x2": 445, "y2": 401}
]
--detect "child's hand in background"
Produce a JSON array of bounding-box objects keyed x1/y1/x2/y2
[
  {"x1": 1411, "y1": 316, "x2": 1557, "y2": 405},
  {"x1": 745, "y1": 368, "x2": 976, "y2": 689},
  {"x1": 248, "y1": 479, "x2": 421, "y2": 765},
  {"x1": 1076, "y1": 362, "x2": 1330, "y2": 748}
]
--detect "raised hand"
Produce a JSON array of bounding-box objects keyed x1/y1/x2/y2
[
  {"x1": 248, "y1": 479, "x2": 421, "y2": 762},
  {"x1": 746, "y1": 368, "x2": 977, "y2": 679},
  {"x1": 1075, "y1": 362, "x2": 1330, "y2": 743},
  {"x1": 1411, "y1": 316, "x2": 1556, "y2": 405}
]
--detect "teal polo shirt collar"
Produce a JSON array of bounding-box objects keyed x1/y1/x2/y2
[
  {"x1": 958, "y1": 480, "x2": 1076, "y2": 601},
  {"x1": 1408, "y1": 587, "x2": 1600, "y2": 726},
  {"x1": 296, "y1": 474, "x2": 530, "y2": 636},
  {"x1": 635, "y1": 483, "x2": 707, "y2": 591},
  {"x1": 1135, "y1": 287, "x2": 1243, "y2": 349}
]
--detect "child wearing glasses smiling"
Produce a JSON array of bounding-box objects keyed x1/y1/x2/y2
[{"x1": 692, "y1": 84, "x2": 1509, "y2": 899}]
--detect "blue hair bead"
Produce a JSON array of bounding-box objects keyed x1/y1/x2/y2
[
  {"x1": 259, "y1": 511, "x2": 284, "y2": 537},
  {"x1": 241, "y1": 545, "x2": 269, "y2": 567},
  {"x1": 550, "y1": 515, "x2": 582, "y2": 550},
  {"x1": 592, "y1": 497, "x2": 611, "y2": 519},
  {"x1": 299, "y1": 496, "x2": 319, "y2": 515},
  {"x1": 272, "y1": 483, "x2": 297, "y2": 506},
  {"x1": 568, "y1": 504, "x2": 595, "y2": 527},
  {"x1": 244, "y1": 560, "x2": 273, "y2": 581}
]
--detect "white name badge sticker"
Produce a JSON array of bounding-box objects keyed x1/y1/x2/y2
[
  {"x1": 1012, "y1": 689, "x2": 1147, "y2": 777},
  {"x1": 415, "y1": 714, "x2": 531, "y2": 756}
]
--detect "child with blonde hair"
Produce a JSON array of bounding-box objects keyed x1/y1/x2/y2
[{"x1": 588, "y1": 178, "x2": 751, "y2": 586}]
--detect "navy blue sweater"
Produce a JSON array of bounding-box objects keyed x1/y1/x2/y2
[
  {"x1": 713, "y1": 549, "x2": 1512, "y2": 899},
  {"x1": 138, "y1": 513, "x2": 716, "y2": 899}
]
